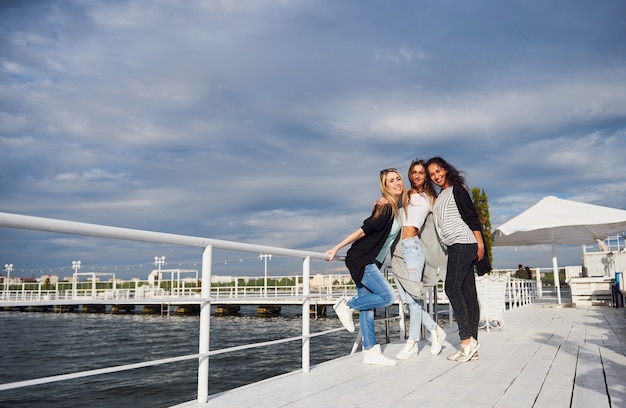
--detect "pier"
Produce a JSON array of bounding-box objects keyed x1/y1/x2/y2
[
  {"x1": 0, "y1": 273, "x2": 538, "y2": 320},
  {"x1": 176, "y1": 301, "x2": 626, "y2": 408}
]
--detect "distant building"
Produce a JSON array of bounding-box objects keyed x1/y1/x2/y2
[{"x1": 211, "y1": 275, "x2": 238, "y2": 284}]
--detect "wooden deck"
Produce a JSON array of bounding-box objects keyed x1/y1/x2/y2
[{"x1": 176, "y1": 301, "x2": 626, "y2": 408}]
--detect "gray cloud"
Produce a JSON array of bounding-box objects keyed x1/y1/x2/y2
[{"x1": 1, "y1": 0, "x2": 625, "y2": 278}]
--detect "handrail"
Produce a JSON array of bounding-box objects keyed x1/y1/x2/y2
[
  {"x1": 0, "y1": 212, "x2": 330, "y2": 260},
  {"x1": 0, "y1": 211, "x2": 543, "y2": 405},
  {"x1": 0, "y1": 211, "x2": 333, "y2": 404}
]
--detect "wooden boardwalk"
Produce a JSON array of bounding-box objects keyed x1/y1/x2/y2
[{"x1": 176, "y1": 301, "x2": 626, "y2": 408}]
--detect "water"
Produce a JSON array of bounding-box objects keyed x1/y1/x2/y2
[{"x1": 0, "y1": 306, "x2": 401, "y2": 407}]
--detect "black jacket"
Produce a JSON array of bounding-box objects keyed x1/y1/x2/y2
[{"x1": 345, "y1": 205, "x2": 396, "y2": 284}]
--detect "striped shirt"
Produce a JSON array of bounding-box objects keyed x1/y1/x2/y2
[{"x1": 432, "y1": 184, "x2": 477, "y2": 247}]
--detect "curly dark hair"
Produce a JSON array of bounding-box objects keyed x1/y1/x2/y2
[{"x1": 425, "y1": 156, "x2": 465, "y2": 186}]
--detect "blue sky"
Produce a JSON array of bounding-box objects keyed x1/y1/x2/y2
[{"x1": 1, "y1": 0, "x2": 625, "y2": 280}]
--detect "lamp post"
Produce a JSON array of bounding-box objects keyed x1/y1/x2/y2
[
  {"x1": 72, "y1": 260, "x2": 82, "y2": 299},
  {"x1": 4, "y1": 264, "x2": 13, "y2": 300},
  {"x1": 259, "y1": 254, "x2": 272, "y2": 297},
  {"x1": 154, "y1": 256, "x2": 166, "y2": 289}
]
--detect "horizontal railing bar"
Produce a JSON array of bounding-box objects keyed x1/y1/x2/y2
[
  {"x1": 207, "y1": 327, "x2": 346, "y2": 356},
  {"x1": 0, "y1": 353, "x2": 201, "y2": 391},
  {"x1": 0, "y1": 212, "x2": 331, "y2": 260}
]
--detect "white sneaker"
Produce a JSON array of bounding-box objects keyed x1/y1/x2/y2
[
  {"x1": 430, "y1": 326, "x2": 447, "y2": 355},
  {"x1": 455, "y1": 338, "x2": 480, "y2": 362},
  {"x1": 395, "y1": 340, "x2": 418, "y2": 360},
  {"x1": 447, "y1": 348, "x2": 462, "y2": 361},
  {"x1": 363, "y1": 344, "x2": 397, "y2": 366},
  {"x1": 332, "y1": 297, "x2": 355, "y2": 332}
]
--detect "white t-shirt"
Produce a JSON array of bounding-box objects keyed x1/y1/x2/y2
[{"x1": 402, "y1": 192, "x2": 431, "y2": 230}]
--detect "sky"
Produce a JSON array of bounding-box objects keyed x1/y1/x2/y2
[{"x1": 1, "y1": 0, "x2": 625, "y2": 281}]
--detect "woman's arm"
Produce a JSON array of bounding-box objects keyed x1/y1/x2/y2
[
  {"x1": 325, "y1": 228, "x2": 366, "y2": 261},
  {"x1": 453, "y1": 184, "x2": 482, "y2": 231},
  {"x1": 453, "y1": 184, "x2": 485, "y2": 260}
]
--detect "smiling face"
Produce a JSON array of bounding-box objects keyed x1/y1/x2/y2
[
  {"x1": 383, "y1": 170, "x2": 404, "y2": 198},
  {"x1": 427, "y1": 162, "x2": 449, "y2": 189},
  {"x1": 409, "y1": 163, "x2": 427, "y2": 190}
]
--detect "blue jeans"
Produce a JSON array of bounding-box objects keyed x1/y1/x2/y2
[
  {"x1": 347, "y1": 263, "x2": 395, "y2": 349},
  {"x1": 400, "y1": 236, "x2": 437, "y2": 341},
  {"x1": 445, "y1": 243, "x2": 479, "y2": 341},
  {"x1": 402, "y1": 236, "x2": 425, "y2": 279}
]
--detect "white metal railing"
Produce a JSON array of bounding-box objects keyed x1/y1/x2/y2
[
  {"x1": 0, "y1": 211, "x2": 545, "y2": 405},
  {"x1": 0, "y1": 211, "x2": 331, "y2": 404},
  {"x1": 3, "y1": 270, "x2": 539, "y2": 309},
  {"x1": 1, "y1": 275, "x2": 361, "y2": 304},
  {"x1": 506, "y1": 276, "x2": 537, "y2": 308},
  {"x1": 584, "y1": 234, "x2": 626, "y2": 253}
]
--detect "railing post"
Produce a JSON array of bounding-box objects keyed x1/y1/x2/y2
[
  {"x1": 197, "y1": 245, "x2": 212, "y2": 403},
  {"x1": 536, "y1": 267, "x2": 543, "y2": 299},
  {"x1": 302, "y1": 256, "x2": 311, "y2": 373},
  {"x1": 91, "y1": 274, "x2": 97, "y2": 299}
]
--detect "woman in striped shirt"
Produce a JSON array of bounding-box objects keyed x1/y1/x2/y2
[{"x1": 426, "y1": 157, "x2": 485, "y2": 363}]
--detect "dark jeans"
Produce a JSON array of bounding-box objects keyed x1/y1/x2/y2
[{"x1": 445, "y1": 243, "x2": 479, "y2": 341}]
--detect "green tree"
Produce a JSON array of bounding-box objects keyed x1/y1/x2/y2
[{"x1": 471, "y1": 187, "x2": 492, "y2": 264}]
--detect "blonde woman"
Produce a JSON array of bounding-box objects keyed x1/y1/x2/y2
[{"x1": 326, "y1": 168, "x2": 406, "y2": 366}]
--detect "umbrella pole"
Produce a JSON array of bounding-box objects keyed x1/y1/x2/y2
[{"x1": 551, "y1": 241, "x2": 562, "y2": 305}]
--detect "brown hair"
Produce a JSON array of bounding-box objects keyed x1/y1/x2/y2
[{"x1": 406, "y1": 158, "x2": 437, "y2": 208}]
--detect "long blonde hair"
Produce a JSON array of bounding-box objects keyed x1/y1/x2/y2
[{"x1": 374, "y1": 168, "x2": 406, "y2": 219}]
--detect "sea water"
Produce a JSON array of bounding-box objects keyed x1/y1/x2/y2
[{"x1": 0, "y1": 306, "x2": 401, "y2": 408}]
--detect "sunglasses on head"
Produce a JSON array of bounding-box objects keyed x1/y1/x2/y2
[{"x1": 380, "y1": 168, "x2": 398, "y2": 176}]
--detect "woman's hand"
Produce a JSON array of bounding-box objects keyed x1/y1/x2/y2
[
  {"x1": 473, "y1": 230, "x2": 485, "y2": 261},
  {"x1": 476, "y1": 244, "x2": 485, "y2": 261},
  {"x1": 325, "y1": 228, "x2": 366, "y2": 262},
  {"x1": 325, "y1": 248, "x2": 338, "y2": 262},
  {"x1": 375, "y1": 196, "x2": 390, "y2": 206}
]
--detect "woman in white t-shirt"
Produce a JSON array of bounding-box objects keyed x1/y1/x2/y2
[{"x1": 395, "y1": 159, "x2": 447, "y2": 360}]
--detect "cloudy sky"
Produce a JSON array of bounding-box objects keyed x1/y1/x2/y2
[{"x1": 1, "y1": 0, "x2": 625, "y2": 280}]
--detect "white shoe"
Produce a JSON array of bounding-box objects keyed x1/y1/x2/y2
[
  {"x1": 455, "y1": 338, "x2": 480, "y2": 362},
  {"x1": 430, "y1": 326, "x2": 447, "y2": 355},
  {"x1": 333, "y1": 297, "x2": 355, "y2": 332},
  {"x1": 447, "y1": 348, "x2": 462, "y2": 361},
  {"x1": 363, "y1": 344, "x2": 397, "y2": 366},
  {"x1": 396, "y1": 340, "x2": 418, "y2": 360}
]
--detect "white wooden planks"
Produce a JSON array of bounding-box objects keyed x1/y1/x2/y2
[{"x1": 174, "y1": 304, "x2": 626, "y2": 408}]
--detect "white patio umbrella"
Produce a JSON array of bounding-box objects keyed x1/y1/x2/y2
[{"x1": 493, "y1": 196, "x2": 626, "y2": 304}]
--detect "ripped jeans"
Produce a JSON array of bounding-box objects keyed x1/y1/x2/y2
[{"x1": 400, "y1": 236, "x2": 437, "y2": 341}]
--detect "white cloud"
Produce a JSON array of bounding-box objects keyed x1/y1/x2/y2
[
  {"x1": 331, "y1": 79, "x2": 626, "y2": 141},
  {"x1": 1, "y1": 0, "x2": 624, "y2": 277}
]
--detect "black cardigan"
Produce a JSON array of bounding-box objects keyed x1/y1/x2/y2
[
  {"x1": 453, "y1": 183, "x2": 492, "y2": 276},
  {"x1": 345, "y1": 205, "x2": 397, "y2": 284}
]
